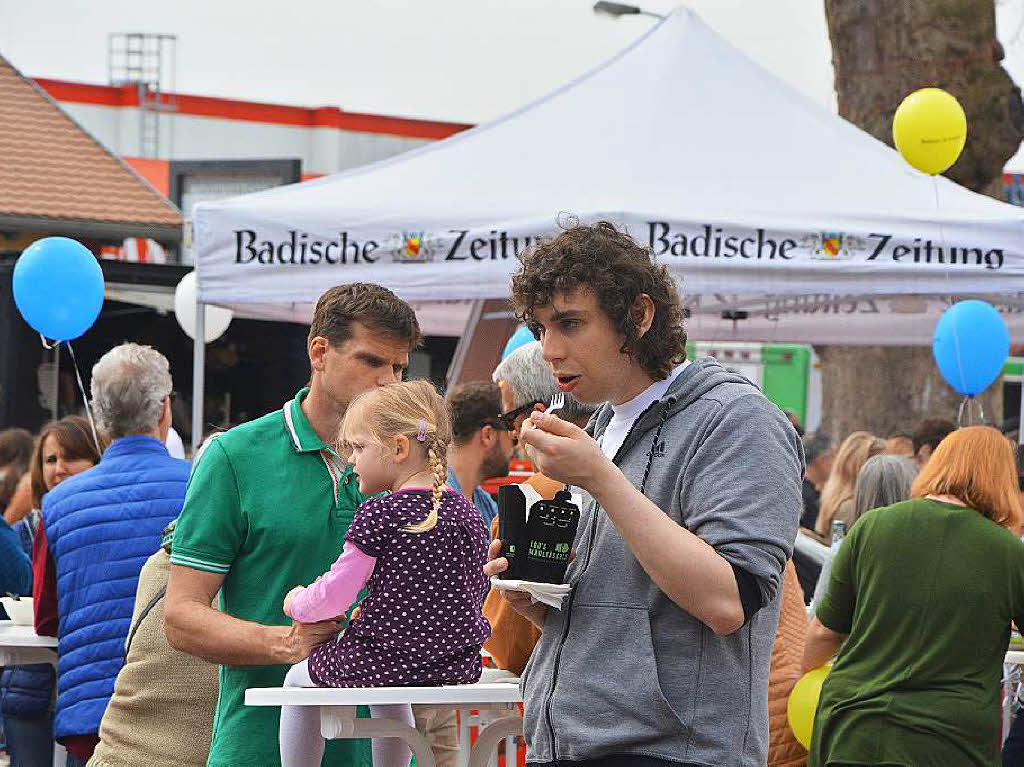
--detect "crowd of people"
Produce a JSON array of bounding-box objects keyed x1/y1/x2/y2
[
  {"x1": 0, "y1": 222, "x2": 1022, "y2": 767},
  {"x1": 785, "y1": 410, "x2": 1024, "y2": 766}
]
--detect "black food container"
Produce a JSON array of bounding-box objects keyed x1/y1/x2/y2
[{"x1": 498, "y1": 485, "x2": 580, "y2": 584}]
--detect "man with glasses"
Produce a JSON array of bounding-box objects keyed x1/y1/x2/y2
[
  {"x1": 484, "y1": 340, "x2": 597, "y2": 676},
  {"x1": 496, "y1": 399, "x2": 545, "y2": 435},
  {"x1": 493, "y1": 339, "x2": 597, "y2": 440},
  {"x1": 445, "y1": 382, "x2": 515, "y2": 527}
]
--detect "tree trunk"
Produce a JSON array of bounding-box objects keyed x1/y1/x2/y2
[
  {"x1": 816, "y1": 345, "x2": 1000, "y2": 441},
  {"x1": 817, "y1": 0, "x2": 1023, "y2": 439}
]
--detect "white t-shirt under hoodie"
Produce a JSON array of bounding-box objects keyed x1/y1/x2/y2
[{"x1": 599, "y1": 361, "x2": 689, "y2": 460}]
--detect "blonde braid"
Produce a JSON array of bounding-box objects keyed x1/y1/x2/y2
[
  {"x1": 430, "y1": 439, "x2": 446, "y2": 516},
  {"x1": 401, "y1": 434, "x2": 445, "y2": 534}
]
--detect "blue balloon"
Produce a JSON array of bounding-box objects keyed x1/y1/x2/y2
[
  {"x1": 502, "y1": 326, "x2": 536, "y2": 360},
  {"x1": 932, "y1": 300, "x2": 1009, "y2": 396},
  {"x1": 13, "y1": 237, "x2": 105, "y2": 341}
]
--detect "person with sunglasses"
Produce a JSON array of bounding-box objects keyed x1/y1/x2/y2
[
  {"x1": 483, "y1": 340, "x2": 599, "y2": 677},
  {"x1": 445, "y1": 382, "x2": 515, "y2": 529},
  {"x1": 495, "y1": 400, "x2": 544, "y2": 435},
  {"x1": 493, "y1": 338, "x2": 599, "y2": 455}
]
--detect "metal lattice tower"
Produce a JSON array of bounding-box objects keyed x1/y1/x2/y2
[{"x1": 107, "y1": 33, "x2": 178, "y2": 158}]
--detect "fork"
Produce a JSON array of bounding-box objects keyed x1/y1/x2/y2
[{"x1": 544, "y1": 392, "x2": 565, "y2": 416}]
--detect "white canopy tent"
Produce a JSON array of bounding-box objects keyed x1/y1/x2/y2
[{"x1": 190, "y1": 7, "x2": 1024, "y2": 447}]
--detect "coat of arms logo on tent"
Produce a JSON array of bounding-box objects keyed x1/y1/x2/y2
[
  {"x1": 803, "y1": 232, "x2": 867, "y2": 261},
  {"x1": 389, "y1": 231, "x2": 442, "y2": 263}
]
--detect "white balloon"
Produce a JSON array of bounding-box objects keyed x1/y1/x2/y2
[{"x1": 174, "y1": 271, "x2": 232, "y2": 343}]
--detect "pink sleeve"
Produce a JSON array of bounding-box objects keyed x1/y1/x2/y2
[{"x1": 287, "y1": 541, "x2": 376, "y2": 624}]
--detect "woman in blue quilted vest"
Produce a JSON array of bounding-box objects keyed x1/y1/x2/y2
[{"x1": 1, "y1": 417, "x2": 101, "y2": 767}]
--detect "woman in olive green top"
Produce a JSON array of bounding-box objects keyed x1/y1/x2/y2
[{"x1": 804, "y1": 426, "x2": 1024, "y2": 767}]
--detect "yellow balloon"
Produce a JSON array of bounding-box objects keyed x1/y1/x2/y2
[
  {"x1": 892, "y1": 87, "x2": 967, "y2": 175},
  {"x1": 786, "y1": 665, "x2": 830, "y2": 750}
]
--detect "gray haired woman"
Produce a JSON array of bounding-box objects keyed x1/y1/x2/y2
[{"x1": 810, "y1": 454, "x2": 918, "y2": 612}]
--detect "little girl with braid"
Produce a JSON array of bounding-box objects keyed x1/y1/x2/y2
[{"x1": 278, "y1": 380, "x2": 491, "y2": 767}]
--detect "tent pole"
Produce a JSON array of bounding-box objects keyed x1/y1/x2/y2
[
  {"x1": 191, "y1": 301, "x2": 206, "y2": 456},
  {"x1": 445, "y1": 300, "x2": 484, "y2": 390}
]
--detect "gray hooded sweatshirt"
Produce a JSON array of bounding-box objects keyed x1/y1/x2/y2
[{"x1": 520, "y1": 358, "x2": 803, "y2": 766}]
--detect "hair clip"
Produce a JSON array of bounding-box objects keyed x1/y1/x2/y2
[{"x1": 416, "y1": 419, "x2": 428, "y2": 443}]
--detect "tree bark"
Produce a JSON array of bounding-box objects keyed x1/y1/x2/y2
[
  {"x1": 816, "y1": 345, "x2": 1000, "y2": 441},
  {"x1": 817, "y1": 0, "x2": 1023, "y2": 439}
]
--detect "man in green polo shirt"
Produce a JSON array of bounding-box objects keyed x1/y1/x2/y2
[{"x1": 165, "y1": 283, "x2": 420, "y2": 767}]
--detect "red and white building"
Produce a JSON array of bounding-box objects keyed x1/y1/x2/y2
[
  {"x1": 35, "y1": 78, "x2": 472, "y2": 196},
  {"x1": 3, "y1": 68, "x2": 475, "y2": 432}
]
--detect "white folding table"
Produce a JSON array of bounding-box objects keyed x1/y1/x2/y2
[
  {"x1": 0, "y1": 621, "x2": 57, "y2": 665},
  {"x1": 246, "y1": 675, "x2": 523, "y2": 767},
  {"x1": 0, "y1": 621, "x2": 67, "y2": 766}
]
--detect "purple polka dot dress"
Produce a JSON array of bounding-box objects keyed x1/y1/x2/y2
[{"x1": 307, "y1": 488, "x2": 492, "y2": 687}]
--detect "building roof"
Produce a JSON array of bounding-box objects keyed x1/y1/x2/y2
[{"x1": 0, "y1": 53, "x2": 182, "y2": 241}]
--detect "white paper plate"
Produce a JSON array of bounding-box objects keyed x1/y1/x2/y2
[{"x1": 0, "y1": 597, "x2": 34, "y2": 626}]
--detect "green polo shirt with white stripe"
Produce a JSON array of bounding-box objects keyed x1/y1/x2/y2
[{"x1": 171, "y1": 389, "x2": 372, "y2": 767}]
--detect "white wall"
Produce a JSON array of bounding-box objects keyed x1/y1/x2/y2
[
  {"x1": 56, "y1": 100, "x2": 435, "y2": 175},
  {"x1": 335, "y1": 131, "x2": 429, "y2": 172},
  {"x1": 59, "y1": 102, "x2": 121, "y2": 154},
  {"x1": 164, "y1": 113, "x2": 312, "y2": 164}
]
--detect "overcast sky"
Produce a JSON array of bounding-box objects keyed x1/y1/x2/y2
[
  {"x1": 0, "y1": 0, "x2": 834, "y2": 122},
  {"x1": 2, "y1": 1, "x2": 1024, "y2": 166}
]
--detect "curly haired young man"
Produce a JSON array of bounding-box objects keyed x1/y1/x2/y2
[{"x1": 486, "y1": 222, "x2": 803, "y2": 767}]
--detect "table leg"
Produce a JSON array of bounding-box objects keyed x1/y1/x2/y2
[
  {"x1": 320, "y1": 706, "x2": 436, "y2": 767},
  {"x1": 504, "y1": 734, "x2": 517, "y2": 767},
  {"x1": 1005, "y1": 671, "x2": 1015, "y2": 744},
  {"x1": 474, "y1": 710, "x2": 499, "y2": 767},
  {"x1": 457, "y1": 709, "x2": 471, "y2": 767},
  {"x1": 466, "y1": 716, "x2": 523, "y2": 767}
]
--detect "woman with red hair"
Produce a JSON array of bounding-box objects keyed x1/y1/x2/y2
[{"x1": 804, "y1": 426, "x2": 1024, "y2": 766}]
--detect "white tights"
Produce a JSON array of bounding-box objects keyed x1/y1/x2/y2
[{"x1": 279, "y1": 660, "x2": 414, "y2": 767}]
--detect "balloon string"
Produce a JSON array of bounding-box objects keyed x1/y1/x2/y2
[
  {"x1": 38, "y1": 334, "x2": 58, "y2": 351},
  {"x1": 932, "y1": 177, "x2": 968, "y2": 397},
  {"x1": 957, "y1": 395, "x2": 985, "y2": 427},
  {"x1": 65, "y1": 342, "x2": 102, "y2": 454}
]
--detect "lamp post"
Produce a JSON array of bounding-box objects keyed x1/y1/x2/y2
[{"x1": 592, "y1": 2, "x2": 666, "y2": 20}]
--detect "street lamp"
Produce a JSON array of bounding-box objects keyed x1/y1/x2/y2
[{"x1": 592, "y1": 2, "x2": 666, "y2": 20}]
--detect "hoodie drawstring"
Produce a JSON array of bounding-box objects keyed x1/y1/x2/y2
[{"x1": 639, "y1": 395, "x2": 676, "y2": 495}]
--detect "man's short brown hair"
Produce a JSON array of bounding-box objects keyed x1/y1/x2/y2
[
  {"x1": 510, "y1": 221, "x2": 687, "y2": 380},
  {"x1": 308, "y1": 283, "x2": 421, "y2": 349},
  {"x1": 912, "y1": 418, "x2": 956, "y2": 455},
  {"x1": 447, "y1": 382, "x2": 503, "y2": 444}
]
